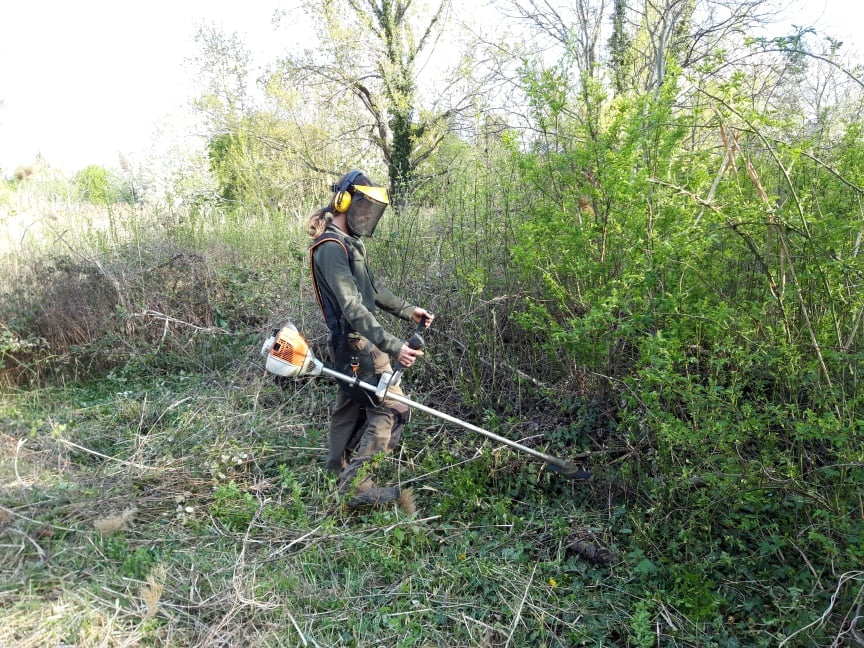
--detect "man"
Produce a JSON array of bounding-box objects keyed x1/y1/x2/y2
[{"x1": 306, "y1": 170, "x2": 434, "y2": 506}]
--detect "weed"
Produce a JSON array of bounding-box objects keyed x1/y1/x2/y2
[{"x1": 209, "y1": 481, "x2": 258, "y2": 532}]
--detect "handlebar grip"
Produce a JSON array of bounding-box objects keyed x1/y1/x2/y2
[{"x1": 392, "y1": 321, "x2": 427, "y2": 375}]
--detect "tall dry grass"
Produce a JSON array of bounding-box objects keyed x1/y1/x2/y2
[{"x1": 0, "y1": 184, "x2": 317, "y2": 387}]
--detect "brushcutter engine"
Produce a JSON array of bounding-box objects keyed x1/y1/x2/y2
[{"x1": 261, "y1": 322, "x2": 324, "y2": 378}]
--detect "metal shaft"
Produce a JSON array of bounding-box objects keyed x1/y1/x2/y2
[{"x1": 320, "y1": 366, "x2": 579, "y2": 474}]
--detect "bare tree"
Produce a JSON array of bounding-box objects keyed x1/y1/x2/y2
[
  {"x1": 621, "y1": 0, "x2": 772, "y2": 94},
  {"x1": 272, "y1": 0, "x2": 479, "y2": 201},
  {"x1": 496, "y1": 0, "x2": 610, "y2": 95}
]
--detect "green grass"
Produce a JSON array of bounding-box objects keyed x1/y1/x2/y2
[
  {"x1": 10, "y1": 364, "x2": 857, "y2": 646},
  {"x1": 0, "y1": 372, "x2": 633, "y2": 647}
]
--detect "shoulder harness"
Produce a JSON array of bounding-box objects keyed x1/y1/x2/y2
[{"x1": 309, "y1": 231, "x2": 355, "y2": 332}]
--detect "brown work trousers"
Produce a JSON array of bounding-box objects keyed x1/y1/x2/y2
[{"x1": 326, "y1": 336, "x2": 410, "y2": 491}]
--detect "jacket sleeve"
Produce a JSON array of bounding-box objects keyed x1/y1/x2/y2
[
  {"x1": 312, "y1": 241, "x2": 406, "y2": 357},
  {"x1": 369, "y1": 267, "x2": 416, "y2": 321}
]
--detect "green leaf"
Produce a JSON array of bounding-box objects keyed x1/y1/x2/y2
[{"x1": 635, "y1": 558, "x2": 658, "y2": 575}]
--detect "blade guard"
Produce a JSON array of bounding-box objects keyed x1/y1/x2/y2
[{"x1": 262, "y1": 322, "x2": 323, "y2": 377}]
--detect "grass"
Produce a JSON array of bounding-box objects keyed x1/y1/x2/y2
[{"x1": 1, "y1": 370, "x2": 628, "y2": 647}]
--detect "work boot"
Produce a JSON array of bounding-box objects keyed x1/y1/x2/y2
[
  {"x1": 327, "y1": 457, "x2": 347, "y2": 476},
  {"x1": 346, "y1": 485, "x2": 401, "y2": 508}
]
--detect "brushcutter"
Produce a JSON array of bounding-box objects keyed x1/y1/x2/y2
[{"x1": 261, "y1": 322, "x2": 590, "y2": 479}]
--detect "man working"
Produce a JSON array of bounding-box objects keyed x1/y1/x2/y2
[{"x1": 306, "y1": 170, "x2": 434, "y2": 506}]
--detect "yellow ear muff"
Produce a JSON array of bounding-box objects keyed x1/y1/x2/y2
[
  {"x1": 332, "y1": 170, "x2": 363, "y2": 213},
  {"x1": 333, "y1": 190, "x2": 352, "y2": 213}
]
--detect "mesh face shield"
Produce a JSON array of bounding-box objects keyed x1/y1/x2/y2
[{"x1": 345, "y1": 184, "x2": 390, "y2": 237}]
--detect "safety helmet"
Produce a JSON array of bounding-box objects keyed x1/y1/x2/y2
[{"x1": 330, "y1": 170, "x2": 390, "y2": 237}]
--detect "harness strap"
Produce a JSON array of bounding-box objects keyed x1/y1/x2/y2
[{"x1": 309, "y1": 232, "x2": 354, "y2": 332}]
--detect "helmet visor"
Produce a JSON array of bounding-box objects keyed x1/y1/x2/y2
[{"x1": 346, "y1": 185, "x2": 389, "y2": 237}]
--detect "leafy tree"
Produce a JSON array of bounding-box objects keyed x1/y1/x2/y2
[
  {"x1": 74, "y1": 165, "x2": 113, "y2": 205},
  {"x1": 484, "y1": 5, "x2": 864, "y2": 639},
  {"x1": 190, "y1": 25, "x2": 318, "y2": 212},
  {"x1": 208, "y1": 132, "x2": 247, "y2": 205},
  {"x1": 72, "y1": 165, "x2": 135, "y2": 205}
]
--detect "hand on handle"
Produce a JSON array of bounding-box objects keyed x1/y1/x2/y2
[
  {"x1": 396, "y1": 343, "x2": 424, "y2": 369},
  {"x1": 412, "y1": 308, "x2": 434, "y2": 329},
  {"x1": 392, "y1": 311, "x2": 432, "y2": 378}
]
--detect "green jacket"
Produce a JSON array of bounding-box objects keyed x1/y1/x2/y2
[{"x1": 311, "y1": 225, "x2": 415, "y2": 357}]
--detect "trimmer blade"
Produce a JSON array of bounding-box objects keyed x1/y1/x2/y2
[{"x1": 547, "y1": 462, "x2": 593, "y2": 480}]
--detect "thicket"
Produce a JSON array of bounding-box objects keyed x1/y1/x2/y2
[{"x1": 2, "y1": 3, "x2": 864, "y2": 646}]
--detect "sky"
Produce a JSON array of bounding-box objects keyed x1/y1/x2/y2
[
  {"x1": 0, "y1": 0, "x2": 291, "y2": 175},
  {"x1": 1, "y1": 0, "x2": 863, "y2": 176}
]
